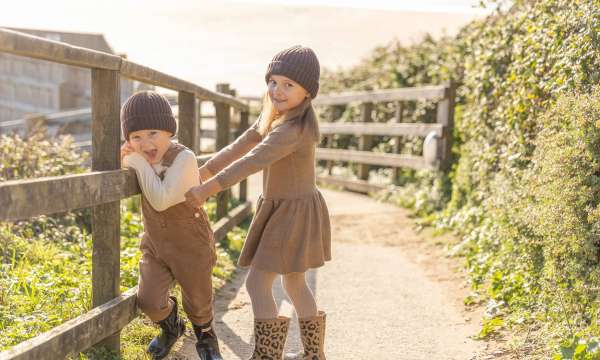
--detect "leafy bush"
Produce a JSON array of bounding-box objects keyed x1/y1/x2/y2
[{"x1": 321, "y1": 0, "x2": 600, "y2": 355}]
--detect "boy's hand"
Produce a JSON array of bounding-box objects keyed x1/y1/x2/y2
[{"x1": 120, "y1": 142, "x2": 135, "y2": 161}]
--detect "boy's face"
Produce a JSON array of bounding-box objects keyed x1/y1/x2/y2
[
  {"x1": 267, "y1": 74, "x2": 309, "y2": 114},
  {"x1": 128, "y1": 129, "x2": 173, "y2": 165}
]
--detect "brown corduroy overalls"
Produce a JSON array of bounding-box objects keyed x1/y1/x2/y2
[{"x1": 136, "y1": 144, "x2": 217, "y2": 325}]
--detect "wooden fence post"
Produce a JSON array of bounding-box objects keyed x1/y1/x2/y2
[
  {"x1": 393, "y1": 101, "x2": 404, "y2": 184},
  {"x1": 215, "y1": 83, "x2": 231, "y2": 219},
  {"x1": 238, "y1": 110, "x2": 249, "y2": 203},
  {"x1": 357, "y1": 102, "x2": 373, "y2": 180},
  {"x1": 325, "y1": 108, "x2": 336, "y2": 175},
  {"x1": 90, "y1": 68, "x2": 121, "y2": 353},
  {"x1": 436, "y1": 81, "x2": 455, "y2": 171},
  {"x1": 178, "y1": 91, "x2": 196, "y2": 151},
  {"x1": 195, "y1": 100, "x2": 202, "y2": 153}
]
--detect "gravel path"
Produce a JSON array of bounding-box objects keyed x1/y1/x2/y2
[{"x1": 168, "y1": 174, "x2": 489, "y2": 359}]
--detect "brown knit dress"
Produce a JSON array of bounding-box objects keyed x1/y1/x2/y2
[{"x1": 205, "y1": 100, "x2": 331, "y2": 274}]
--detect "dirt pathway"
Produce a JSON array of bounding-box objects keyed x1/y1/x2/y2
[{"x1": 169, "y1": 174, "x2": 490, "y2": 359}]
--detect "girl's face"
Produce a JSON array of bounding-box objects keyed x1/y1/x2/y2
[
  {"x1": 128, "y1": 129, "x2": 172, "y2": 165},
  {"x1": 267, "y1": 74, "x2": 309, "y2": 114}
]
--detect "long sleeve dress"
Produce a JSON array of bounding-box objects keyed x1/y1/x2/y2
[{"x1": 205, "y1": 100, "x2": 331, "y2": 274}]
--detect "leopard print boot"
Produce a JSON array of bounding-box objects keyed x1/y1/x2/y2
[
  {"x1": 298, "y1": 311, "x2": 326, "y2": 360},
  {"x1": 249, "y1": 316, "x2": 290, "y2": 360}
]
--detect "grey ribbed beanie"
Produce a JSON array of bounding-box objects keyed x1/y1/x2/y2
[
  {"x1": 121, "y1": 91, "x2": 176, "y2": 140},
  {"x1": 265, "y1": 45, "x2": 320, "y2": 98}
]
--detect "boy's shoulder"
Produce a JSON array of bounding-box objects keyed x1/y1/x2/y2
[{"x1": 162, "y1": 143, "x2": 195, "y2": 166}]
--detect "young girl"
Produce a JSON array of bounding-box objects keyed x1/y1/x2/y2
[{"x1": 185, "y1": 45, "x2": 331, "y2": 359}]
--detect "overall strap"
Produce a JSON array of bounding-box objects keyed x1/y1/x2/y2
[{"x1": 158, "y1": 143, "x2": 189, "y2": 179}]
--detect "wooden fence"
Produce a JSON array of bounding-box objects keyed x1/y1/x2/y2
[
  {"x1": 243, "y1": 83, "x2": 455, "y2": 193},
  {"x1": 0, "y1": 28, "x2": 252, "y2": 359},
  {"x1": 315, "y1": 84, "x2": 455, "y2": 193}
]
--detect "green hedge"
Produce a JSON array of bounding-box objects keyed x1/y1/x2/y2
[{"x1": 322, "y1": 0, "x2": 600, "y2": 357}]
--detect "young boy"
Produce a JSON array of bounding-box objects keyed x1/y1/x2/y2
[{"x1": 120, "y1": 91, "x2": 222, "y2": 360}]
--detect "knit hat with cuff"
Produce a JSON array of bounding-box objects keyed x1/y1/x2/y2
[
  {"x1": 121, "y1": 91, "x2": 176, "y2": 140},
  {"x1": 265, "y1": 45, "x2": 320, "y2": 99}
]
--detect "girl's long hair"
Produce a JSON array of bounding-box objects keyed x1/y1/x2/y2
[{"x1": 257, "y1": 94, "x2": 320, "y2": 142}]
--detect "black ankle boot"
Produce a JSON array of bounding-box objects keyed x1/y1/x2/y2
[
  {"x1": 147, "y1": 296, "x2": 186, "y2": 360},
  {"x1": 193, "y1": 320, "x2": 223, "y2": 360}
]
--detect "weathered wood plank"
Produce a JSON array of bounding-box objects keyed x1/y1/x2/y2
[
  {"x1": 0, "y1": 156, "x2": 213, "y2": 222},
  {"x1": 215, "y1": 83, "x2": 232, "y2": 220},
  {"x1": 393, "y1": 102, "x2": 404, "y2": 184},
  {"x1": 436, "y1": 81, "x2": 455, "y2": 171},
  {"x1": 90, "y1": 68, "x2": 121, "y2": 352},
  {"x1": 316, "y1": 175, "x2": 386, "y2": 194},
  {"x1": 316, "y1": 148, "x2": 432, "y2": 170},
  {"x1": 238, "y1": 111, "x2": 250, "y2": 202},
  {"x1": 178, "y1": 91, "x2": 196, "y2": 150},
  {"x1": 120, "y1": 61, "x2": 249, "y2": 111},
  {"x1": 357, "y1": 102, "x2": 373, "y2": 180},
  {"x1": 194, "y1": 101, "x2": 203, "y2": 154},
  {"x1": 0, "y1": 170, "x2": 139, "y2": 222},
  {"x1": 314, "y1": 85, "x2": 448, "y2": 106},
  {"x1": 0, "y1": 287, "x2": 138, "y2": 360},
  {"x1": 0, "y1": 28, "x2": 121, "y2": 70},
  {"x1": 319, "y1": 122, "x2": 444, "y2": 137},
  {"x1": 195, "y1": 129, "x2": 236, "y2": 139},
  {"x1": 213, "y1": 202, "x2": 253, "y2": 242}
]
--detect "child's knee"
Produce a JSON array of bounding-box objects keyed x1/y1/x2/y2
[
  {"x1": 137, "y1": 293, "x2": 171, "y2": 322},
  {"x1": 282, "y1": 272, "x2": 306, "y2": 292},
  {"x1": 245, "y1": 273, "x2": 260, "y2": 298},
  {"x1": 245, "y1": 267, "x2": 275, "y2": 297}
]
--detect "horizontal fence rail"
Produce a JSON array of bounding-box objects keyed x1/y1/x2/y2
[
  {"x1": 313, "y1": 85, "x2": 448, "y2": 105},
  {"x1": 319, "y1": 122, "x2": 444, "y2": 137},
  {"x1": 0, "y1": 156, "x2": 213, "y2": 222},
  {"x1": 316, "y1": 148, "x2": 429, "y2": 169},
  {"x1": 0, "y1": 28, "x2": 248, "y2": 111}
]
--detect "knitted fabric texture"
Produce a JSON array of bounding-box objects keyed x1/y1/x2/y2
[
  {"x1": 121, "y1": 91, "x2": 176, "y2": 140},
  {"x1": 265, "y1": 45, "x2": 320, "y2": 99}
]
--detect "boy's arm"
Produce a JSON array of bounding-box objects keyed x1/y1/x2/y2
[{"x1": 123, "y1": 150, "x2": 200, "y2": 211}]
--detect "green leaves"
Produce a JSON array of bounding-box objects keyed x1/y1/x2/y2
[
  {"x1": 322, "y1": 0, "x2": 600, "y2": 355},
  {"x1": 555, "y1": 335, "x2": 600, "y2": 360}
]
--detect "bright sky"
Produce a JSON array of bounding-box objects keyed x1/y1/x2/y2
[
  {"x1": 229, "y1": 0, "x2": 488, "y2": 13},
  {"x1": 1, "y1": 0, "x2": 489, "y2": 95}
]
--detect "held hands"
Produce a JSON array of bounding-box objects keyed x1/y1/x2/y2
[
  {"x1": 185, "y1": 184, "x2": 209, "y2": 208},
  {"x1": 185, "y1": 179, "x2": 222, "y2": 208}
]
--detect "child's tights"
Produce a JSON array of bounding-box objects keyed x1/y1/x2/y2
[{"x1": 245, "y1": 267, "x2": 317, "y2": 319}]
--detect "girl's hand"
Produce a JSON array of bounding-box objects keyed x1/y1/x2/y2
[
  {"x1": 185, "y1": 184, "x2": 208, "y2": 208},
  {"x1": 199, "y1": 165, "x2": 213, "y2": 183},
  {"x1": 120, "y1": 142, "x2": 135, "y2": 161}
]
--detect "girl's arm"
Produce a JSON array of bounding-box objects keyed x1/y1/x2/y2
[
  {"x1": 123, "y1": 149, "x2": 199, "y2": 211},
  {"x1": 186, "y1": 121, "x2": 303, "y2": 206},
  {"x1": 202, "y1": 118, "x2": 262, "y2": 177},
  {"x1": 199, "y1": 165, "x2": 214, "y2": 183},
  {"x1": 213, "y1": 120, "x2": 303, "y2": 190}
]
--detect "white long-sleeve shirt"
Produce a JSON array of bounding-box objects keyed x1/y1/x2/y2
[{"x1": 123, "y1": 149, "x2": 200, "y2": 212}]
